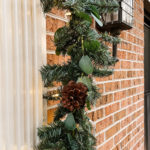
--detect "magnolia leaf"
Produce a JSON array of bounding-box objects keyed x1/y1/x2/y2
[
  {"x1": 79, "y1": 55, "x2": 93, "y2": 74},
  {"x1": 77, "y1": 76, "x2": 92, "y2": 90},
  {"x1": 64, "y1": 113, "x2": 76, "y2": 130},
  {"x1": 91, "y1": 13, "x2": 103, "y2": 27}
]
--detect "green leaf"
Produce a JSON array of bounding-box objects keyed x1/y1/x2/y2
[
  {"x1": 76, "y1": 11, "x2": 92, "y2": 24},
  {"x1": 67, "y1": 133, "x2": 79, "y2": 150},
  {"x1": 91, "y1": 13, "x2": 103, "y2": 27},
  {"x1": 90, "y1": 5, "x2": 100, "y2": 19},
  {"x1": 64, "y1": 113, "x2": 76, "y2": 130},
  {"x1": 56, "y1": 48, "x2": 61, "y2": 55},
  {"x1": 79, "y1": 55, "x2": 93, "y2": 74},
  {"x1": 84, "y1": 40, "x2": 100, "y2": 52},
  {"x1": 67, "y1": 133, "x2": 72, "y2": 144},
  {"x1": 86, "y1": 100, "x2": 91, "y2": 110},
  {"x1": 77, "y1": 76, "x2": 92, "y2": 90}
]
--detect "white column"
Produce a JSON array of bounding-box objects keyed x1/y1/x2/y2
[{"x1": 0, "y1": 0, "x2": 46, "y2": 149}]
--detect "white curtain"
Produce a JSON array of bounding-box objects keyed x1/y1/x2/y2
[{"x1": 0, "y1": 0, "x2": 46, "y2": 150}]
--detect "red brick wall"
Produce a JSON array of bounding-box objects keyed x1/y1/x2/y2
[{"x1": 46, "y1": 0, "x2": 145, "y2": 149}]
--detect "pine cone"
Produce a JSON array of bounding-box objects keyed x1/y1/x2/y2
[{"x1": 61, "y1": 81, "x2": 88, "y2": 111}]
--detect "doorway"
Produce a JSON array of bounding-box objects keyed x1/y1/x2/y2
[{"x1": 144, "y1": 9, "x2": 150, "y2": 150}]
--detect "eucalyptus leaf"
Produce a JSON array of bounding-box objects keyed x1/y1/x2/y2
[
  {"x1": 91, "y1": 13, "x2": 103, "y2": 27},
  {"x1": 79, "y1": 55, "x2": 93, "y2": 74},
  {"x1": 64, "y1": 113, "x2": 76, "y2": 130}
]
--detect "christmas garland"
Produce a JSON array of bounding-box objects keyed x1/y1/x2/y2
[{"x1": 38, "y1": 0, "x2": 120, "y2": 150}]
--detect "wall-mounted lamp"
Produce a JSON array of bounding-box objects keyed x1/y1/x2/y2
[{"x1": 97, "y1": 0, "x2": 134, "y2": 60}]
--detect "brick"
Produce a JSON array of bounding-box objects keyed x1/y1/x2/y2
[
  {"x1": 96, "y1": 116, "x2": 113, "y2": 133},
  {"x1": 114, "y1": 109, "x2": 126, "y2": 121},
  {"x1": 132, "y1": 125, "x2": 141, "y2": 137},
  {"x1": 96, "y1": 133, "x2": 104, "y2": 145},
  {"x1": 120, "y1": 31, "x2": 127, "y2": 39},
  {"x1": 121, "y1": 41, "x2": 132, "y2": 51},
  {"x1": 114, "y1": 71, "x2": 126, "y2": 79},
  {"x1": 114, "y1": 61, "x2": 121, "y2": 69},
  {"x1": 137, "y1": 70, "x2": 144, "y2": 77},
  {"x1": 120, "y1": 134, "x2": 131, "y2": 149},
  {"x1": 133, "y1": 94, "x2": 142, "y2": 103},
  {"x1": 132, "y1": 131, "x2": 144, "y2": 150},
  {"x1": 87, "y1": 108, "x2": 104, "y2": 121},
  {"x1": 121, "y1": 116, "x2": 132, "y2": 128},
  {"x1": 98, "y1": 139, "x2": 113, "y2": 150},
  {"x1": 126, "y1": 88, "x2": 136, "y2": 97},
  {"x1": 112, "y1": 145, "x2": 121, "y2": 150},
  {"x1": 132, "y1": 78, "x2": 142, "y2": 86},
  {"x1": 127, "y1": 34, "x2": 135, "y2": 43},
  {"x1": 117, "y1": 50, "x2": 126, "y2": 59},
  {"x1": 137, "y1": 114, "x2": 144, "y2": 125},
  {"x1": 47, "y1": 108, "x2": 57, "y2": 124},
  {"x1": 95, "y1": 75, "x2": 113, "y2": 82},
  {"x1": 114, "y1": 129, "x2": 126, "y2": 144},
  {"x1": 46, "y1": 16, "x2": 66, "y2": 32},
  {"x1": 106, "y1": 123, "x2": 120, "y2": 139},
  {"x1": 97, "y1": 84, "x2": 104, "y2": 93},
  {"x1": 96, "y1": 94, "x2": 113, "y2": 107},
  {"x1": 127, "y1": 71, "x2": 137, "y2": 78},
  {"x1": 133, "y1": 62, "x2": 144, "y2": 69},
  {"x1": 47, "y1": 54, "x2": 70, "y2": 65},
  {"x1": 114, "y1": 90, "x2": 126, "y2": 101},
  {"x1": 105, "y1": 102, "x2": 120, "y2": 116},
  {"x1": 127, "y1": 121, "x2": 136, "y2": 134},
  {"x1": 132, "y1": 108, "x2": 143, "y2": 120},
  {"x1": 121, "y1": 97, "x2": 132, "y2": 108},
  {"x1": 121, "y1": 80, "x2": 131, "y2": 88},
  {"x1": 126, "y1": 104, "x2": 136, "y2": 115},
  {"x1": 50, "y1": 8, "x2": 66, "y2": 18},
  {"x1": 46, "y1": 35, "x2": 56, "y2": 50},
  {"x1": 137, "y1": 100, "x2": 144, "y2": 109},
  {"x1": 123, "y1": 141, "x2": 133, "y2": 150},
  {"x1": 136, "y1": 85, "x2": 144, "y2": 93},
  {"x1": 127, "y1": 52, "x2": 136, "y2": 60},
  {"x1": 137, "y1": 54, "x2": 144, "y2": 61},
  {"x1": 121, "y1": 61, "x2": 132, "y2": 69},
  {"x1": 105, "y1": 81, "x2": 120, "y2": 92},
  {"x1": 47, "y1": 100, "x2": 60, "y2": 107}
]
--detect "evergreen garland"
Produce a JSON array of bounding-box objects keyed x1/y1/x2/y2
[{"x1": 38, "y1": 0, "x2": 120, "y2": 149}]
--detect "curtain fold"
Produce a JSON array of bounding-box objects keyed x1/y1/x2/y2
[{"x1": 0, "y1": 0, "x2": 46, "y2": 149}]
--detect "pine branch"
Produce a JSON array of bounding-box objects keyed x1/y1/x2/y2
[
  {"x1": 93, "y1": 68, "x2": 114, "y2": 77},
  {"x1": 38, "y1": 121, "x2": 63, "y2": 141},
  {"x1": 40, "y1": 62, "x2": 84, "y2": 87}
]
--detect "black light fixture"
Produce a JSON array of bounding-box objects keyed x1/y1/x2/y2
[{"x1": 97, "y1": 0, "x2": 134, "y2": 59}]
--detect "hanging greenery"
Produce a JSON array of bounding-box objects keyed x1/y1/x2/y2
[{"x1": 38, "y1": 0, "x2": 120, "y2": 149}]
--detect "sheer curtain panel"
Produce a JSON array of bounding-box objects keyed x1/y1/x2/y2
[{"x1": 0, "y1": 0, "x2": 46, "y2": 150}]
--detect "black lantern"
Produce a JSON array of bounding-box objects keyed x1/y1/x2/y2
[
  {"x1": 97, "y1": 0, "x2": 134, "y2": 59},
  {"x1": 97, "y1": 0, "x2": 133, "y2": 32}
]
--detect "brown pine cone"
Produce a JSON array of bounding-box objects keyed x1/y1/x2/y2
[{"x1": 61, "y1": 81, "x2": 88, "y2": 111}]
